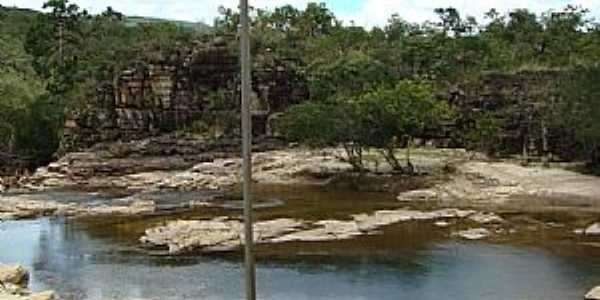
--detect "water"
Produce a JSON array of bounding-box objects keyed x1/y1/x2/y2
[
  {"x1": 2, "y1": 218, "x2": 600, "y2": 300},
  {"x1": 3, "y1": 186, "x2": 600, "y2": 299}
]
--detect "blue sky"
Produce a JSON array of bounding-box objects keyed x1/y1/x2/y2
[{"x1": 1, "y1": 0, "x2": 599, "y2": 27}]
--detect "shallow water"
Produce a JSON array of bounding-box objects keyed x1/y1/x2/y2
[
  {"x1": 2, "y1": 186, "x2": 600, "y2": 299},
  {"x1": 2, "y1": 217, "x2": 600, "y2": 300}
]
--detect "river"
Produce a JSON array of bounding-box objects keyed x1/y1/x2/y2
[{"x1": 2, "y1": 187, "x2": 600, "y2": 299}]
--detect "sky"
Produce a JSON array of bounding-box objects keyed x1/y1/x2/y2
[{"x1": 2, "y1": 0, "x2": 600, "y2": 28}]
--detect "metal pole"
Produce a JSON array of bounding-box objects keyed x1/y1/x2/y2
[{"x1": 239, "y1": 1, "x2": 256, "y2": 299}]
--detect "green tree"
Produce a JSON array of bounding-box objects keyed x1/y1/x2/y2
[
  {"x1": 357, "y1": 81, "x2": 455, "y2": 171},
  {"x1": 309, "y1": 51, "x2": 393, "y2": 100},
  {"x1": 560, "y1": 66, "x2": 600, "y2": 166},
  {"x1": 281, "y1": 81, "x2": 455, "y2": 172}
]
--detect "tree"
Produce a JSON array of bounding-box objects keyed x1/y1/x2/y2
[
  {"x1": 357, "y1": 81, "x2": 455, "y2": 171},
  {"x1": 281, "y1": 81, "x2": 455, "y2": 173},
  {"x1": 25, "y1": 0, "x2": 87, "y2": 93},
  {"x1": 309, "y1": 51, "x2": 393, "y2": 100},
  {"x1": 280, "y1": 101, "x2": 369, "y2": 171},
  {"x1": 560, "y1": 66, "x2": 600, "y2": 166}
]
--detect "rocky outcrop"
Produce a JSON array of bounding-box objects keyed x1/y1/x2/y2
[
  {"x1": 141, "y1": 208, "x2": 481, "y2": 254},
  {"x1": 26, "y1": 135, "x2": 287, "y2": 189},
  {"x1": 25, "y1": 143, "x2": 350, "y2": 191},
  {"x1": 397, "y1": 160, "x2": 600, "y2": 206},
  {"x1": 60, "y1": 36, "x2": 308, "y2": 153},
  {"x1": 0, "y1": 264, "x2": 56, "y2": 300}
]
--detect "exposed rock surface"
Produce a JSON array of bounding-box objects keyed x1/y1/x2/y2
[
  {"x1": 586, "y1": 286, "x2": 600, "y2": 300},
  {"x1": 0, "y1": 264, "x2": 56, "y2": 300},
  {"x1": 24, "y1": 145, "x2": 351, "y2": 192},
  {"x1": 27, "y1": 135, "x2": 286, "y2": 189},
  {"x1": 60, "y1": 36, "x2": 308, "y2": 153},
  {"x1": 584, "y1": 223, "x2": 600, "y2": 236},
  {"x1": 0, "y1": 193, "x2": 160, "y2": 219},
  {"x1": 141, "y1": 208, "x2": 480, "y2": 254},
  {"x1": 454, "y1": 228, "x2": 491, "y2": 240},
  {"x1": 397, "y1": 160, "x2": 600, "y2": 207},
  {"x1": 397, "y1": 189, "x2": 439, "y2": 202},
  {"x1": 469, "y1": 212, "x2": 504, "y2": 224}
]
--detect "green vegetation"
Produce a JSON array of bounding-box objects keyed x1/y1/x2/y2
[
  {"x1": 560, "y1": 66, "x2": 600, "y2": 167},
  {"x1": 281, "y1": 81, "x2": 455, "y2": 172},
  {"x1": 0, "y1": 1, "x2": 206, "y2": 171},
  {"x1": 2, "y1": 1, "x2": 600, "y2": 172}
]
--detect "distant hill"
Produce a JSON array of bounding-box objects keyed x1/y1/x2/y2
[
  {"x1": 125, "y1": 16, "x2": 212, "y2": 32},
  {"x1": 0, "y1": 4, "x2": 212, "y2": 34},
  {"x1": 0, "y1": 6, "x2": 40, "y2": 38}
]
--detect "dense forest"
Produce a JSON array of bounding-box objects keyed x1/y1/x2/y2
[{"x1": 1, "y1": 1, "x2": 600, "y2": 173}]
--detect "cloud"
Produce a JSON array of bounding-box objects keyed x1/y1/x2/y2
[
  {"x1": 341, "y1": 0, "x2": 600, "y2": 28},
  {"x1": 0, "y1": 0, "x2": 317, "y2": 24},
  {"x1": 2, "y1": 0, "x2": 600, "y2": 27}
]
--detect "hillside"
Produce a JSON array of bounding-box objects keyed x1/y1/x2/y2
[{"x1": 125, "y1": 15, "x2": 212, "y2": 32}]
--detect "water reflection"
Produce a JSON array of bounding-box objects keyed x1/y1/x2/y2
[{"x1": 2, "y1": 218, "x2": 600, "y2": 299}]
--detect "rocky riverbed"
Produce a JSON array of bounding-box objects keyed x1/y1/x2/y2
[{"x1": 2, "y1": 137, "x2": 600, "y2": 299}]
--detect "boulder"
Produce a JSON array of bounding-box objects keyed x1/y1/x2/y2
[
  {"x1": 586, "y1": 286, "x2": 600, "y2": 300},
  {"x1": 0, "y1": 265, "x2": 29, "y2": 288}
]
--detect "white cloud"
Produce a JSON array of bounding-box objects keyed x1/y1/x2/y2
[
  {"x1": 342, "y1": 0, "x2": 600, "y2": 28},
  {"x1": 2, "y1": 0, "x2": 600, "y2": 27},
  {"x1": 0, "y1": 0, "x2": 316, "y2": 24}
]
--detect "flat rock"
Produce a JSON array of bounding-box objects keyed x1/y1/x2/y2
[
  {"x1": 141, "y1": 208, "x2": 482, "y2": 254},
  {"x1": 586, "y1": 286, "x2": 600, "y2": 299},
  {"x1": 397, "y1": 189, "x2": 439, "y2": 202},
  {"x1": 28, "y1": 291, "x2": 57, "y2": 300},
  {"x1": 454, "y1": 228, "x2": 491, "y2": 240},
  {"x1": 141, "y1": 218, "x2": 307, "y2": 254},
  {"x1": 434, "y1": 221, "x2": 451, "y2": 227},
  {"x1": 0, "y1": 212, "x2": 17, "y2": 222},
  {"x1": 469, "y1": 212, "x2": 504, "y2": 224},
  {"x1": 585, "y1": 223, "x2": 600, "y2": 236}
]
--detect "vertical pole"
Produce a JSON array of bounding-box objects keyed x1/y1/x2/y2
[{"x1": 239, "y1": 1, "x2": 256, "y2": 300}]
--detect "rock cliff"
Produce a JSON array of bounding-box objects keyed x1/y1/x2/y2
[{"x1": 59, "y1": 35, "x2": 308, "y2": 154}]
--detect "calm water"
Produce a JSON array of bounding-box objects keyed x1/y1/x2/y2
[
  {"x1": 2, "y1": 217, "x2": 600, "y2": 300},
  {"x1": 2, "y1": 186, "x2": 600, "y2": 300}
]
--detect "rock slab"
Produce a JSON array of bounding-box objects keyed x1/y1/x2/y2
[{"x1": 586, "y1": 286, "x2": 600, "y2": 300}]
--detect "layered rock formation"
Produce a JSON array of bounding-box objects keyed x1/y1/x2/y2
[{"x1": 60, "y1": 36, "x2": 308, "y2": 153}]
